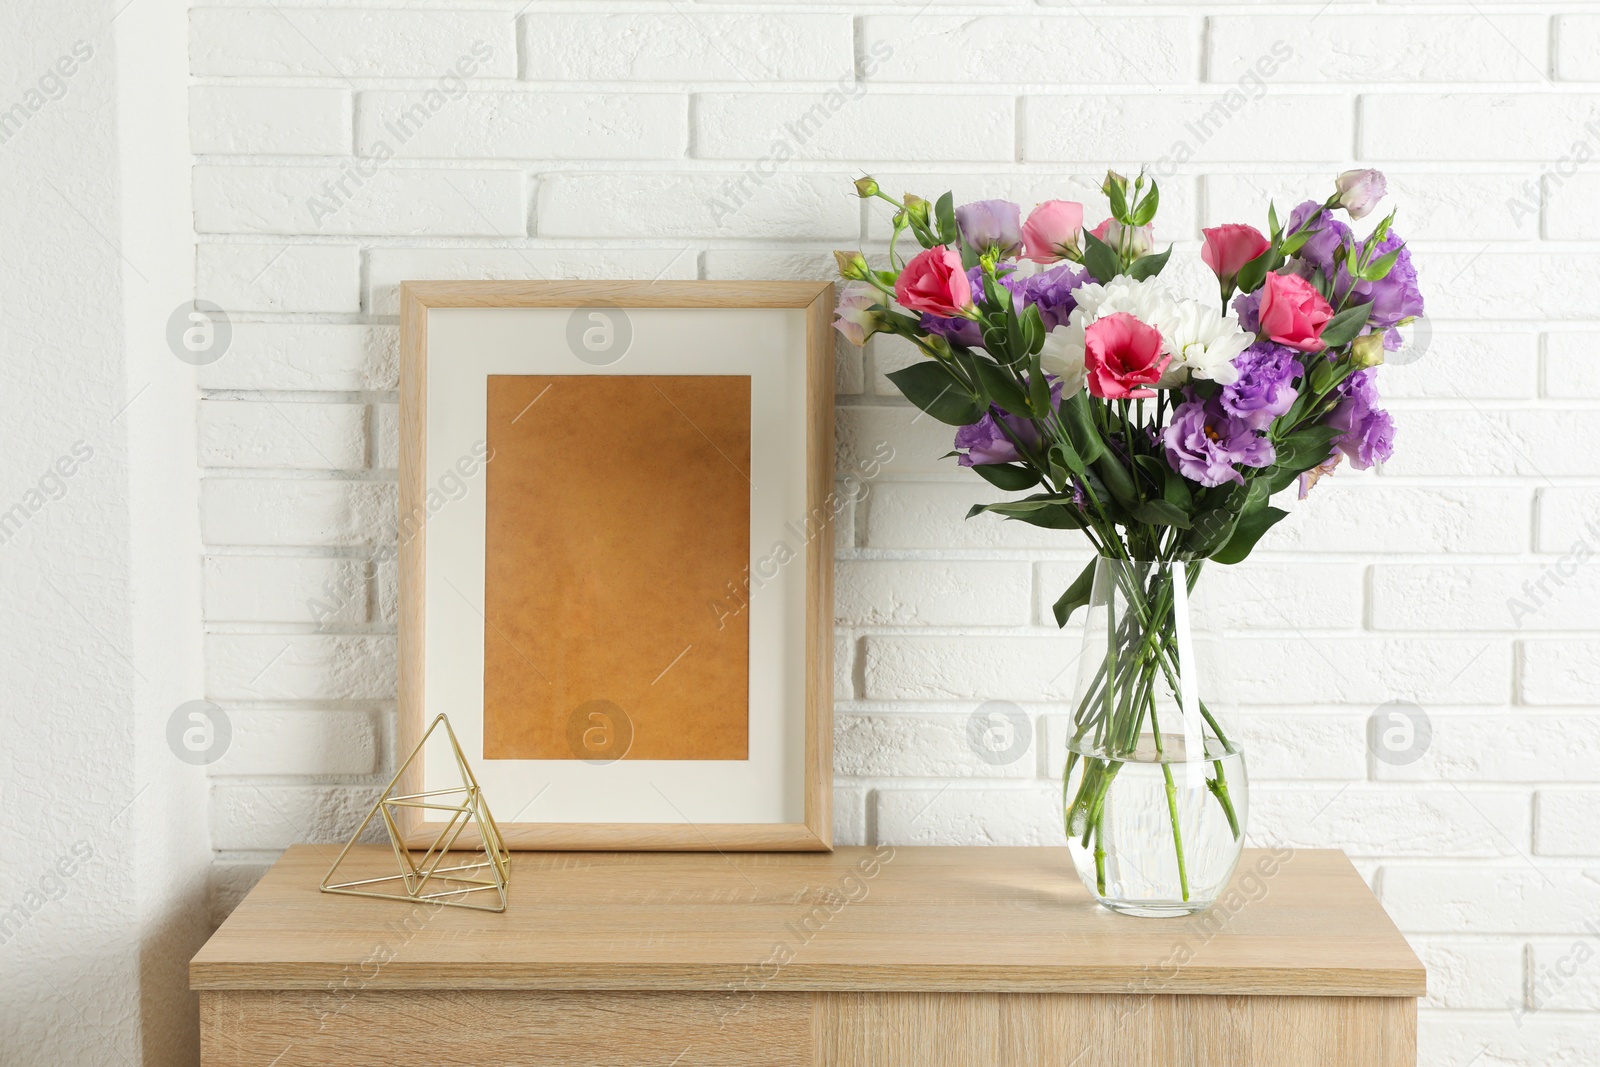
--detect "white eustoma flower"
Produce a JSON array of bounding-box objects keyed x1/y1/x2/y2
[{"x1": 1159, "y1": 299, "x2": 1251, "y2": 386}]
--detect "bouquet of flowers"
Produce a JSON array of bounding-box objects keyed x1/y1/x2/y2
[{"x1": 832, "y1": 168, "x2": 1422, "y2": 907}]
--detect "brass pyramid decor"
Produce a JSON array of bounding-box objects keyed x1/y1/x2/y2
[{"x1": 321, "y1": 713, "x2": 510, "y2": 912}]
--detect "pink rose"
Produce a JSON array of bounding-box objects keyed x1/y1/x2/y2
[
  {"x1": 894, "y1": 246, "x2": 973, "y2": 318},
  {"x1": 1258, "y1": 272, "x2": 1334, "y2": 352},
  {"x1": 1201, "y1": 224, "x2": 1270, "y2": 284},
  {"x1": 1022, "y1": 200, "x2": 1084, "y2": 262},
  {"x1": 1090, "y1": 218, "x2": 1155, "y2": 259},
  {"x1": 1083, "y1": 312, "x2": 1169, "y2": 400}
]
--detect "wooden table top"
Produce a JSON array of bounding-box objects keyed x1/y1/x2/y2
[{"x1": 190, "y1": 845, "x2": 1425, "y2": 997}]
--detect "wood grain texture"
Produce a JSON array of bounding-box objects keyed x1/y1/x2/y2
[
  {"x1": 200, "y1": 989, "x2": 1412, "y2": 1067},
  {"x1": 821, "y1": 991, "x2": 1415, "y2": 1067},
  {"x1": 200, "y1": 989, "x2": 811, "y2": 1067},
  {"x1": 402, "y1": 279, "x2": 834, "y2": 309},
  {"x1": 191, "y1": 845, "x2": 1424, "y2": 997},
  {"x1": 396, "y1": 280, "x2": 835, "y2": 851},
  {"x1": 804, "y1": 286, "x2": 835, "y2": 851}
]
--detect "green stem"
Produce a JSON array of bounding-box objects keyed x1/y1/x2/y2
[
  {"x1": 1150, "y1": 710, "x2": 1190, "y2": 903},
  {"x1": 1093, "y1": 819, "x2": 1107, "y2": 895}
]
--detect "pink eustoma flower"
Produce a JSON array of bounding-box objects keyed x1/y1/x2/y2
[
  {"x1": 1201, "y1": 224, "x2": 1270, "y2": 284},
  {"x1": 1083, "y1": 312, "x2": 1169, "y2": 400},
  {"x1": 1089, "y1": 218, "x2": 1155, "y2": 259},
  {"x1": 1022, "y1": 200, "x2": 1085, "y2": 262},
  {"x1": 832, "y1": 282, "x2": 879, "y2": 346},
  {"x1": 1257, "y1": 272, "x2": 1334, "y2": 352},
  {"x1": 894, "y1": 245, "x2": 973, "y2": 319}
]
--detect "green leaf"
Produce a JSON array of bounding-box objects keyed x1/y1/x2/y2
[
  {"x1": 1235, "y1": 247, "x2": 1276, "y2": 294},
  {"x1": 1262, "y1": 464, "x2": 1303, "y2": 495},
  {"x1": 1050, "y1": 440, "x2": 1085, "y2": 476},
  {"x1": 1359, "y1": 247, "x2": 1403, "y2": 282},
  {"x1": 1106, "y1": 180, "x2": 1129, "y2": 222},
  {"x1": 1127, "y1": 245, "x2": 1173, "y2": 281},
  {"x1": 1133, "y1": 453, "x2": 1167, "y2": 493},
  {"x1": 1308, "y1": 357, "x2": 1339, "y2": 395},
  {"x1": 934, "y1": 191, "x2": 958, "y2": 246},
  {"x1": 1026, "y1": 354, "x2": 1051, "y2": 417},
  {"x1": 1021, "y1": 303, "x2": 1046, "y2": 355},
  {"x1": 1274, "y1": 426, "x2": 1341, "y2": 472},
  {"x1": 967, "y1": 499, "x2": 1083, "y2": 529},
  {"x1": 1051, "y1": 560, "x2": 1098, "y2": 628},
  {"x1": 1241, "y1": 476, "x2": 1272, "y2": 512},
  {"x1": 1081, "y1": 229, "x2": 1122, "y2": 285},
  {"x1": 1130, "y1": 182, "x2": 1160, "y2": 227},
  {"x1": 1279, "y1": 229, "x2": 1313, "y2": 256},
  {"x1": 1062, "y1": 391, "x2": 1106, "y2": 464},
  {"x1": 1211, "y1": 505, "x2": 1290, "y2": 565},
  {"x1": 1005, "y1": 304, "x2": 1026, "y2": 360},
  {"x1": 1094, "y1": 455, "x2": 1140, "y2": 509},
  {"x1": 1318, "y1": 304, "x2": 1371, "y2": 349},
  {"x1": 973, "y1": 359, "x2": 1030, "y2": 416},
  {"x1": 971, "y1": 462, "x2": 1041, "y2": 491},
  {"x1": 1010, "y1": 505, "x2": 1085, "y2": 529},
  {"x1": 1133, "y1": 499, "x2": 1192, "y2": 529},
  {"x1": 1185, "y1": 508, "x2": 1238, "y2": 557},
  {"x1": 981, "y1": 323, "x2": 1013, "y2": 363},
  {"x1": 1161, "y1": 465, "x2": 1193, "y2": 510},
  {"x1": 885, "y1": 361, "x2": 984, "y2": 426},
  {"x1": 1267, "y1": 201, "x2": 1281, "y2": 240},
  {"x1": 982, "y1": 272, "x2": 1007, "y2": 311}
]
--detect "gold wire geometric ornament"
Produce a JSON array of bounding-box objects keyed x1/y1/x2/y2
[{"x1": 321, "y1": 713, "x2": 510, "y2": 912}]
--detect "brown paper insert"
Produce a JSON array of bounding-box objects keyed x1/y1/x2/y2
[{"x1": 482, "y1": 374, "x2": 751, "y2": 761}]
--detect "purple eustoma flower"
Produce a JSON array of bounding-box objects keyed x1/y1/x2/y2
[
  {"x1": 1327, "y1": 369, "x2": 1395, "y2": 470},
  {"x1": 1349, "y1": 230, "x2": 1424, "y2": 335},
  {"x1": 1221, "y1": 342, "x2": 1303, "y2": 430},
  {"x1": 920, "y1": 311, "x2": 983, "y2": 349},
  {"x1": 955, "y1": 199, "x2": 1023, "y2": 256},
  {"x1": 953, "y1": 378, "x2": 1062, "y2": 467},
  {"x1": 1231, "y1": 289, "x2": 1261, "y2": 334},
  {"x1": 1005, "y1": 263, "x2": 1089, "y2": 331},
  {"x1": 1162, "y1": 391, "x2": 1275, "y2": 487},
  {"x1": 1287, "y1": 201, "x2": 1353, "y2": 279}
]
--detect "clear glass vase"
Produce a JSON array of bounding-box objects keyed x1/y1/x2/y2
[{"x1": 1062, "y1": 556, "x2": 1248, "y2": 917}]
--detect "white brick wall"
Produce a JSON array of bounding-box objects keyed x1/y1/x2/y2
[{"x1": 189, "y1": 5, "x2": 1600, "y2": 1060}]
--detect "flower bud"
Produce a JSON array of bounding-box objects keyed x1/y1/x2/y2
[
  {"x1": 1350, "y1": 332, "x2": 1386, "y2": 368},
  {"x1": 833, "y1": 250, "x2": 870, "y2": 281},
  {"x1": 1101, "y1": 170, "x2": 1130, "y2": 200},
  {"x1": 854, "y1": 176, "x2": 880, "y2": 199},
  {"x1": 832, "y1": 281, "x2": 884, "y2": 346},
  {"x1": 903, "y1": 194, "x2": 932, "y2": 228},
  {"x1": 1333, "y1": 169, "x2": 1387, "y2": 221},
  {"x1": 1091, "y1": 219, "x2": 1156, "y2": 260}
]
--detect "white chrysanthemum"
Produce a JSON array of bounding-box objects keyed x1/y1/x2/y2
[
  {"x1": 1069, "y1": 275, "x2": 1182, "y2": 331},
  {"x1": 1159, "y1": 299, "x2": 1250, "y2": 386},
  {"x1": 1037, "y1": 274, "x2": 1249, "y2": 390},
  {"x1": 1005, "y1": 258, "x2": 1047, "y2": 282},
  {"x1": 1038, "y1": 329, "x2": 1086, "y2": 396},
  {"x1": 1041, "y1": 275, "x2": 1181, "y2": 386}
]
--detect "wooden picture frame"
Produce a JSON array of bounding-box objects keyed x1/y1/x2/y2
[{"x1": 398, "y1": 281, "x2": 834, "y2": 851}]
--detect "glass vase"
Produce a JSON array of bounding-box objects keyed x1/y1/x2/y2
[{"x1": 1062, "y1": 556, "x2": 1248, "y2": 917}]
